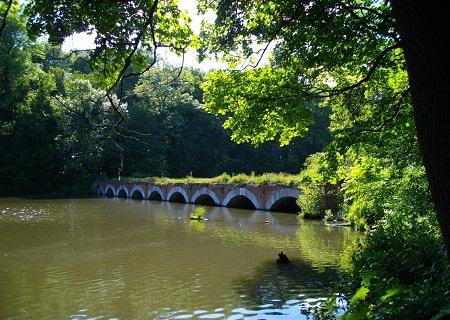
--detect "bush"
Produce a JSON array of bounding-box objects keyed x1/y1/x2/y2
[
  {"x1": 341, "y1": 162, "x2": 433, "y2": 230},
  {"x1": 339, "y1": 209, "x2": 450, "y2": 320},
  {"x1": 298, "y1": 183, "x2": 326, "y2": 219},
  {"x1": 297, "y1": 153, "x2": 340, "y2": 219}
]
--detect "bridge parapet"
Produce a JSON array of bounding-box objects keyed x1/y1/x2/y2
[{"x1": 93, "y1": 180, "x2": 301, "y2": 212}]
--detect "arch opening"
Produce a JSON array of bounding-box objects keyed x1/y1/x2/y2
[
  {"x1": 270, "y1": 197, "x2": 300, "y2": 213},
  {"x1": 148, "y1": 191, "x2": 163, "y2": 201},
  {"x1": 168, "y1": 192, "x2": 187, "y2": 203},
  {"x1": 131, "y1": 190, "x2": 144, "y2": 200},
  {"x1": 194, "y1": 194, "x2": 216, "y2": 206},
  {"x1": 226, "y1": 195, "x2": 256, "y2": 210},
  {"x1": 117, "y1": 189, "x2": 128, "y2": 198},
  {"x1": 105, "y1": 188, "x2": 115, "y2": 198}
]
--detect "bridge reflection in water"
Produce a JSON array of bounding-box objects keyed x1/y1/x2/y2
[{"x1": 95, "y1": 181, "x2": 301, "y2": 213}]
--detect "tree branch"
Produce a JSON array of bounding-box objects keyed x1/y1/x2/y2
[
  {"x1": 241, "y1": 42, "x2": 271, "y2": 70},
  {"x1": 320, "y1": 43, "x2": 401, "y2": 97},
  {"x1": 0, "y1": 0, "x2": 13, "y2": 37},
  {"x1": 107, "y1": 0, "x2": 159, "y2": 95},
  {"x1": 160, "y1": 50, "x2": 185, "y2": 86},
  {"x1": 53, "y1": 95, "x2": 93, "y2": 129},
  {"x1": 43, "y1": 48, "x2": 95, "y2": 61},
  {"x1": 358, "y1": 87, "x2": 410, "y2": 133},
  {"x1": 338, "y1": 2, "x2": 395, "y2": 24},
  {"x1": 238, "y1": 2, "x2": 303, "y2": 70},
  {"x1": 337, "y1": 1, "x2": 400, "y2": 43},
  {"x1": 105, "y1": 0, "x2": 159, "y2": 132}
]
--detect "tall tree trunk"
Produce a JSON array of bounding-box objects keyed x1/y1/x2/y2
[{"x1": 391, "y1": 1, "x2": 450, "y2": 259}]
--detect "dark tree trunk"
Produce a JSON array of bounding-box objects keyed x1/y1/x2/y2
[{"x1": 391, "y1": 1, "x2": 450, "y2": 259}]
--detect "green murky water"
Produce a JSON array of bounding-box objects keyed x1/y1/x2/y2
[{"x1": 0, "y1": 198, "x2": 358, "y2": 319}]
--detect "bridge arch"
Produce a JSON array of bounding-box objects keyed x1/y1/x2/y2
[
  {"x1": 104, "y1": 184, "x2": 116, "y2": 198},
  {"x1": 191, "y1": 187, "x2": 220, "y2": 206},
  {"x1": 94, "y1": 184, "x2": 103, "y2": 196},
  {"x1": 147, "y1": 186, "x2": 164, "y2": 201},
  {"x1": 166, "y1": 186, "x2": 189, "y2": 203},
  {"x1": 130, "y1": 185, "x2": 146, "y2": 199},
  {"x1": 265, "y1": 188, "x2": 300, "y2": 213},
  {"x1": 222, "y1": 188, "x2": 262, "y2": 210},
  {"x1": 116, "y1": 185, "x2": 129, "y2": 198}
]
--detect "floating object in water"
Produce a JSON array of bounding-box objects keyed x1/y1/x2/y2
[{"x1": 276, "y1": 251, "x2": 290, "y2": 265}]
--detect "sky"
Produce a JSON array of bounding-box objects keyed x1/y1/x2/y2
[{"x1": 61, "y1": 0, "x2": 227, "y2": 71}]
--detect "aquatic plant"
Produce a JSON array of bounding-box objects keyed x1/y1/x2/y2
[{"x1": 190, "y1": 207, "x2": 207, "y2": 221}]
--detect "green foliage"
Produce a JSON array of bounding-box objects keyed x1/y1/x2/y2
[
  {"x1": 127, "y1": 172, "x2": 302, "y2": 186},
  {"x1": 120, "y1": 66, "x2": 328, "y2": 179},
  {"x1": 196, "y1": 2, "x2": 450, "y2": 318},
  {"x1": 323, "y1": 209, "x2": 334, "y2": 222},
  {"x1": 297, "y1": 153, "x2": 329, "y2": 219},
  {"x1": 25, "y1": 0, "x2": 193, "y2": 88},
  {"x1": 0, "y1": 11, "x2": 62, "y2": 194},
  {"x1": 340, "y1": 209, "x2": 449, "y2": 320},
  {"x1": 296, "y1": 152, "x2": 343, "y2": 219},
  {"x1": 341, "y1": 159, "x2": 433, "y2": 230},
  {"x1": 0, "y1": 9, "x2": 330, "y2": 195},
  {"x1": 190, "y1": 206, "x2": 207, "y2": 220},
  {"x1": 202, "y1": 68, "x2": 314, "y2": 146},
  {"x1": 199, "y1": 0, "x2": 399, "y2": 147}
]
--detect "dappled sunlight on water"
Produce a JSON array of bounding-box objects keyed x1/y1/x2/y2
[{"x1": 0, "y1": 198, "x2": 357, "y2": 319}]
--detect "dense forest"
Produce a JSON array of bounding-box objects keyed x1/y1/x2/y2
[
  {"x1": 0, "y1": 11, "x2": 330, "y2": 196},
  {"x1": 1, "y1": 1, "x2": 450, "y2": 319}
]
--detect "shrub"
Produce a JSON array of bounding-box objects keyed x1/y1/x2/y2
[
  {"x1": 339, "y1": 208, "x2": 450, "y2": 319},
  {"x1": 190, "y1": 207, "x2": 207, "y2": 220}
]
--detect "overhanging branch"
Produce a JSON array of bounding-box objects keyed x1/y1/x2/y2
[
  {"x1": 320, "y1": 43, "x2": 401, "y2": 97},
  {"x1": 358, "y1": 87, "x2": 410, "y2": 133},
  {"x1": 0, "y1": 0, "x2": 13, "y2": 37}
]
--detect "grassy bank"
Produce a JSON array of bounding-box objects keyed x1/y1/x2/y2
[{"x1": 124, "y1": 172, "x2": 301, "y2": 186}]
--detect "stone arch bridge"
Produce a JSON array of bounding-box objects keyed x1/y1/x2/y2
[{"x1": 94, "y1": 180, "x2": 301, "y2": 213}]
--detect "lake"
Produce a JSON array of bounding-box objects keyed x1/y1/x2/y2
[{"x1": 0, "y1": 198, "x2": 358, "y2": 319}]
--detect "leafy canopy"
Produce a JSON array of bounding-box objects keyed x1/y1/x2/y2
[
  {"x1": 199, "y1": 0, "x2": 404, "y2": 146},
  {"x1": 25, "y1": 0, "x2": 192, "y2": 87}
]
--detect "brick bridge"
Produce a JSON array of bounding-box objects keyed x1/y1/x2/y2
[{"x1": 94, "y1": 180, "x2": 301, "y2": 213}]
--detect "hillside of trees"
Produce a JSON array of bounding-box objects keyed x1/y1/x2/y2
[{"x1": 0, "y1": 10, "x2": 330, "y2": 196}]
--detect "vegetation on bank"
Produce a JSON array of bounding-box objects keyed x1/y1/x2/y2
[{"x1": 125, "y1": 172, "x2": 302, "y2": 186}]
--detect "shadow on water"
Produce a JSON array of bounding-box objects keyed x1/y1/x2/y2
[{"x1": 233, "y1": 258, "x2": 339, "y2": 307}]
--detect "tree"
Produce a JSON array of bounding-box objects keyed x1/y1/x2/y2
[
  {"x1": 196, "y1": 0, "x2": 450, "y2": 259},
  {"x1": 24, "y1": 0, "x2": 193, "y2": 131},
  {"x1": 390, "y1": 0, "x2": 450, "y2": 262},
  {"x1": 0, "y1": 10, "x2": 63, "y2": 194}
]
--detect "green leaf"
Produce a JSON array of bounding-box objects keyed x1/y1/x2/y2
[
  {"x1": 350, "y1": 286, "x2": 370, "y2": 305},
  {"x1": 342, "y1": 305, "x2": 370, "y2": 320},
  {"x1": 361, "y1": 272, "x2": 376, "y2": 287},
  {"x1": 431, "y1": 304, "x2": 450, "y2": 320},
  {"x1": 380, "y1": 286, "x2": 403, "y2": 301}
]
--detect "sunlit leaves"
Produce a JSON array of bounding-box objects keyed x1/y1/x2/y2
[
  {"x1": 350, "y1": 286, "x2": 369, "y2": 304},
  {"x1": 25, "y1": 0, "x2": 194, "y2": 90},
  {"x1": 202, "y1": 67, "x2": 313, "y2": 145}
]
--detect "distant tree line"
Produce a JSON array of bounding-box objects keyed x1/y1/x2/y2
[{"x1": 0, "y1": 11, "x2": 330, "y2": 195}]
